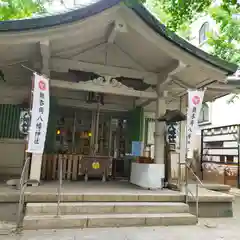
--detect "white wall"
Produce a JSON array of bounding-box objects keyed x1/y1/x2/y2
[
  {"x1": 188, "y1": 9, "x2": 219, "y2": 53},
  {"x1": 209, "y1": 94, "x2": 240, "y2": 127}
]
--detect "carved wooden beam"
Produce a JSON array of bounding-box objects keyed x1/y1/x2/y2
[
  {"x1": 51, "y1": 77, "x2": 157, "y2": 99},
  {"x1": 50, "y1": 57, "x2": 157, "y2": 81}
]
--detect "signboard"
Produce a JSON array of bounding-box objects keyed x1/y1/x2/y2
[
  {"x1": 86, "y1": 92, "x2": 104, "y2": 105},
  {"x1": 27, "y1": 73, "x2": 50, "y2": 154},
  {"x1": 131, "y1": 141, "x2": 143, "y2": 157},
  {"x1": 186, "y1": 90, "x2": 205, "y2": 158},
  {"x1": 166, "y1": 122, "x2": 180, "y2": 150},
  {"x1": 19, "y1": 110, "x2": 31, "y2": 135}
]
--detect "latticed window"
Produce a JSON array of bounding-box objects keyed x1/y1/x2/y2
[
  {"x1": 199, "y1": 22, "x2": 209, "y2": 44},
  {"x1": 144, "y1": 118, "x2": 155, "y2": 145},
  {"x1": 0, "y1": 104, "x2": 23, "y2": 139}
]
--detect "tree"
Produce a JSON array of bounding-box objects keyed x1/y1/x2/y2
[
  {"x1": 0, "y1": 0, "x2": 49, "y2": 21},
  {"x1": 208, "y1": 6, "x2": 240, "y2": 63},
  {"x1": 144, "y1": 0, "x2": 240, "y2": 65}
]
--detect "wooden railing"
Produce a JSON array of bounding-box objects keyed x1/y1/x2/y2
[
  {"x1": 41, "y1": 154, "x2": 82, "y2": 181},
  {"x1": 41, "y1": 154, "x2": 113, "y2": 181}
]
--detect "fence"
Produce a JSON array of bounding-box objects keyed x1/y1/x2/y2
[
  {"x1": 40, "y1": 154, "x2": 113, "y2": 181},
  {"x1": 41, "y1": 154, "x2": 82, "y2": 181}
]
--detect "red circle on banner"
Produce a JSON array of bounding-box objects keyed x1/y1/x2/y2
[
  {"x1": 192, "y1": 95, "x2": 200, "y2": 105},
  {"x1": 39, "y1": 80, "x2": 46, "y2": 91}
]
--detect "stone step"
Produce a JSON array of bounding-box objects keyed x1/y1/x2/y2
[
  {"x1": 23, "y1": 213, "x2": 197, "y2": 229},
  {"x1": 22, "y1": 192, "x2": 185, "y2": 203},
  {"x1": 26, "y1": 202, "x2": 189, "y2": 215}
]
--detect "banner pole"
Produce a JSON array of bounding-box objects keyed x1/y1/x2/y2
[
  {"x1": 185, "y1": 89, "x2": 205, "y2": 203},
  {"x1": 57, "y1": 133, "x2": 64, "y2": 216},
  {"x1": 19, "y1": 75, "x2": 34, "y2": 191},
  {"x1": 57, "y1": 152, "x2": 63, "y2": 216},
  {"x1": 185, "y1": 94, "x2": 189, "y2": 203},
  {"x1": 178, "y1": 96, "x2": 182, "y2": 188},
  {"x1": 185, "y1": 156, "x2": 189, "y2": 203}
]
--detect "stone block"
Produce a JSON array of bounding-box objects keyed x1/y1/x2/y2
[
  {"x1": 138, "y1": 194, "x2": 184, "y2": 202},
  {"x1": 87, "y1": 214, "x2": 146, "y2": 228},
  {"x1": 145, "y1": 213, "x2": 197, "y2": 226},
  {"x1": 114, "y1": 202, "x2": 189, "y2": 214},
  {"x1": 83, "y1": 194, "x2": 136, "y2": 202},
  {"x1": 189, "y1": 202, "x2": 233, "y2": 218},
  {"x1": 23, "y1": 215, "x2": 87, "y2": 230}
]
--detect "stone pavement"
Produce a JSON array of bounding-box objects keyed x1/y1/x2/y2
[
  {"x1": 1, "y1": 219, "x2": 240, "y2": 240},
  {"x1": 1, "y1": 194, "x2": 240, "y2": 240},
  {"x1": 2, "y1": 198, "x2": 240, "y2": 240}
]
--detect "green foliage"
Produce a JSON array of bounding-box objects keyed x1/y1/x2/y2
[
  {"x1": 145, "y1": 0, "x2": 240, "y2": 65},
  {"x1": 0, "y1": 0, "x2": 49, "y2": 20},
  {"x1": 150, "y1": 0, "x2": 211, "y2": 30},
  {"x1": 207, "y1": 6, "x2": 240, "y2": 63},
  {"x1": 144, "y1": 0, "x2": 191, "y2": 38}
]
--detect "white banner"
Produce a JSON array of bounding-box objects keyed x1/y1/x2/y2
[
  {"x1": 186, "y1": 90, "x2": 205, "y2": 158},
  {"x1": 27, "y1": 73, "x2": 50, "y2": 154}
]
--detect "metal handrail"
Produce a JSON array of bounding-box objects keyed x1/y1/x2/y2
[
  {"x1": 186, "y1": 163, "x2": 204, "y2": 187},
  {"x1": 16, "y1": 156, "x2": 30, "y2": 229},
  {"x1": 184, "y1": 162, "x2": 204, "y2": 221},
  {"x1": 16, "y1": 156, "x2": 40, "y2": 230},
  {"x1": 16, "y1": 179, "x2": 39, "y2": 229}
]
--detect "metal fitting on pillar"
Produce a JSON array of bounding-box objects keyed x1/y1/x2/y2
[
  {"x1": 154, "y1": 132, "x2": 162, "y2": 137},
  {"x1": 163, "y1": 90, "x2": 168, "y2": 98}
]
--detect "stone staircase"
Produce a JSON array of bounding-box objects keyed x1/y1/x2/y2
[{"x1": 23, "y1": 193, "x2": 197, "y2": 229}]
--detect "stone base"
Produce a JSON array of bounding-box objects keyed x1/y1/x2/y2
[
  {"x1": 188, "y1": 202, "x2": 233, "y2": 218},
  {"x1": 201, "y1": 184, "x2": 231, "y2": 193},
  {"x1": 0, "y1": 203, "x2": 18, "y2": 222},
  {"x1": 130, "y1": 163, "x2": 165, "y2": 189}
]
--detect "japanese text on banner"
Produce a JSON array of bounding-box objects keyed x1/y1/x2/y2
[
  {"x1": 186, "y1": 90, "x2": 205, "y2": 159},
  {"x1": 27, "y1": 73, "x2": 50, "y2": 154}
]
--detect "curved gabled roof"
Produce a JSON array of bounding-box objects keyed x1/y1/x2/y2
[
  {"x1": 0, "y1": 0, "x2": 121, "y2": 31},
  {"x1": 0, "y1": 0, "x2": 238, "y2": 75}
]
